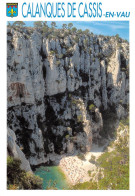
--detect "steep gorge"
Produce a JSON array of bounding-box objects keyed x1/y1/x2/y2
[{"x1": 7, "y1": 26, "x2": 129, "y2": 167}]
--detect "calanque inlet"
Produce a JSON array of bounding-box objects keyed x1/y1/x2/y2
[{"x1": 7, "y1": 24, "x2": 129, "y2": 187}]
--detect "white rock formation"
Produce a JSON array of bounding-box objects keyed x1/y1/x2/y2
[
  {"x1": 7, "y1": 128, "x2": 32, "y2": 172},
  {"x1": 7, "y1": 27, "x2": 129, "y2": 166}
]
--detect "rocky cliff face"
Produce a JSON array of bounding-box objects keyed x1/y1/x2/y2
[
  {"x1": 7, "y1": 27, "x2": 129, "y2": 166},
  {"x1": 7, "y1": 128, "x2": 32, "y2": 172}
]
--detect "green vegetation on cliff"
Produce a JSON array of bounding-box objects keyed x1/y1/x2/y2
[
  {"x1": 7, "y1": 156, "x2": 43, "y2": 190},
  {"x1": 72, "y1": 118, "x2": 129, "y2": 190}
]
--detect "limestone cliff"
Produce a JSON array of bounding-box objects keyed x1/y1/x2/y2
[
  {"x1": 7, "y1": 26, "x2": 129, "y2": 166},
  {"x1": 7, "y1": 128, "x2": 32, "y2": 172}
]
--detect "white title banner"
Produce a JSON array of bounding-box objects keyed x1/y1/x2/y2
[{"x1": 6, "y1": 0, "x2": 132, "y2": 21}]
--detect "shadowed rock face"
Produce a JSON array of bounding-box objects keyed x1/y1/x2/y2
[{"x1": 7, "y1": 27, "x2": 129, "y2": 166}]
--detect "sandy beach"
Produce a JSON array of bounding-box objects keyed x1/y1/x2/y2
[{"x1": 59, "y1": 143, "x2": 105, "y2": 185}]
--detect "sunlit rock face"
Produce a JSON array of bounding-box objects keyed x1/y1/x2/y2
[
  {"x1": 7, "y1": 128, "x2": 32, "y2": 172},
  {"x1": 7, "y1": 27, "x2": 129, "y2": 166}
]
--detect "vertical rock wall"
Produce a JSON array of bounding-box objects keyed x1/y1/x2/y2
[{"x1": 7, "y1": 27, "x2": 129, "y2": 165}]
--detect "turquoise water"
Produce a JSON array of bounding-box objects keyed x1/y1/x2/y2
[{"x1": 34, "y1": 166, "x2": 69, "y2": 190}]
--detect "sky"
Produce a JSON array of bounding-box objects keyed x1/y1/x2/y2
[{"x1": 9, "y1": 21, "x2": 129, "y2": 41}]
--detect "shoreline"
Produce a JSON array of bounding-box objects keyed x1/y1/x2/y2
[
  {"x1": 33, "y1": 143, "x2": 107, "y2": 188},
  {"x1": 57, "y1": 166, "x2": 72, "y2": 189},
  {"x1": 59, "y1": 143, "x2": 105, "y2": 186}
]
